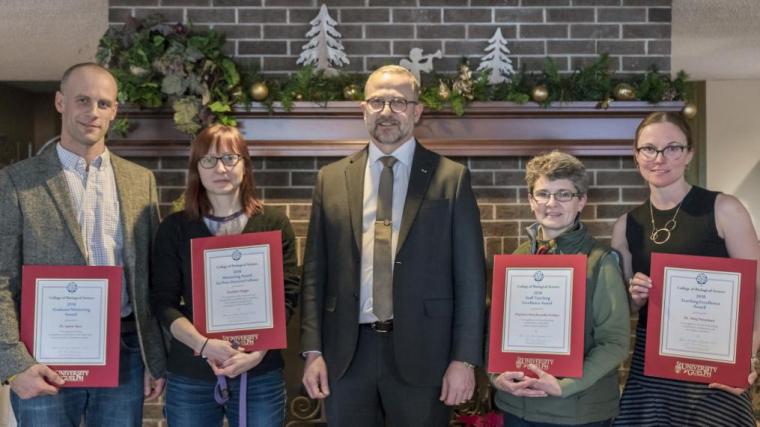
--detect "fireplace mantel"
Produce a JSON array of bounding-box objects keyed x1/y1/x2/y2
[{"x1": 109, "y1": 101, "x2": 684, "y2": 157}]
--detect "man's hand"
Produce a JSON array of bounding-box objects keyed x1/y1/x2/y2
[
  {"x1": 10, "y1": 364, "x2": 64, "y2": 399},
  {"x1": 525, "y1": 364, "x2": 561, "y2": 397},
  {"x1": 209, "y1": 350, "x2": 267, "y2": 378},
  {"x1": 302, "y1": 353, "x2": 330, "y2": 399},
  {"x1": 439, "y1": 361, "x2": 475, "y2": 406},
  {"x1": 143, "y1": 371, "x2": 165, "y2": 400}
]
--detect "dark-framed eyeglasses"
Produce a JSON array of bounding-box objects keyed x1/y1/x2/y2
[
  {"x1": 198, "y1": 153, "x2": 242, "y2": 169},
  {"x1": 531, "y1": 190, "x2": 582, "y2": 204},
  {"x1": 635, "y1": 144, "x2": 688, "y2": 161},
  {"x1": 365, "y1": 97, "x2": 418, "y2": 113}
]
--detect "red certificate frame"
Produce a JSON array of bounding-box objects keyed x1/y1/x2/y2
[
  {"x1": 488, "y1": 254, "x2": 586, "y2": 378},
  {"x1": 20, "y1": 265, "x2": 122, "y2": 388},
  {"x1": 645, "y1": 253, "x2": 757, "y2": 387},
  {"x1": 191, "y1": 230, "x2": 286, "y2": 352}
]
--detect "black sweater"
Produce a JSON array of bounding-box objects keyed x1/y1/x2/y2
[{"x1": 150, "y1": 208, "x2": 300, "y2": 382}]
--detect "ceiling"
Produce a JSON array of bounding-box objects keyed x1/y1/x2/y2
[{"x1": 0, "y1": 0, "x2": 107, "y2": 81}]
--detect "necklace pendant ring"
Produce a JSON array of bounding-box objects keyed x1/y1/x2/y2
[{"x1": 650, "y1": 228, "x2": 671, "y2": 245}]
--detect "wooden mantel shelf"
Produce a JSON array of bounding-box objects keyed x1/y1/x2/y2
[{"x1": 109, "y1": 101, "x2": 684, "y2": 157}]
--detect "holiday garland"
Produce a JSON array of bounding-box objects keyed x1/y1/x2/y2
[{"x1": 97, "y1": 15, "x2": 689, "y2": 136}]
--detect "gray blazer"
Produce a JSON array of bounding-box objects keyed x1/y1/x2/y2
[
  {"x1": 0, "y1": 146, "x2": 167, "y2": 380},
  {"x1": 300, "y1": 142, "x2": 486, "y2": 386}
]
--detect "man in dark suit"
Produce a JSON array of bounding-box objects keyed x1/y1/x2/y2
[{"x1": 300, "y1": 65, "x2": 486, "y2": 426}]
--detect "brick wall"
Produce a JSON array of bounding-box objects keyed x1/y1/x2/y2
[
  {"x1": 132, "y1": 154, "x2": 646, "y2": 262},
  {"x1": 108, "y1": 0, "x2": 671, "y2": 77}
]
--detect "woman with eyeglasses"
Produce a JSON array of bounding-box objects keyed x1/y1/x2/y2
[
  {"x1": 150, "y1": 124, "x2": 299, "y2": 426},
  {"x1": 613, "y1": 112, "x2": 760, "y2": 426},
  {"x1": 491, "y1": 151, "x2": 630, "y2": 427}
]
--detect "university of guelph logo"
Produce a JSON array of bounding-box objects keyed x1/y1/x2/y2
[
  {"x1": 675, "y1": 361, "x2": 717, "y2": 378},
  {"x1": 232, "y1": 249, "x2": 242, "y2": 261},
  {"x1": 515, "y1": 356, "x2": 553, "y2": 371},
  {"x1": 66, "y1": 282, "x2": 78, "y2": 293},
  {"x1": 533, "y1": 271, "x2": 544, "y2": 282}
]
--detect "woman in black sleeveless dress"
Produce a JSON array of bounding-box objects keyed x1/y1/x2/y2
[{"x1": 612, "y1": 112, "x2": 760, "y2": 426}]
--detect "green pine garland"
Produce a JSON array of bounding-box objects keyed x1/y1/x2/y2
[{"x1": 98, "y1": 15, "x2": 689, "y2": 137}]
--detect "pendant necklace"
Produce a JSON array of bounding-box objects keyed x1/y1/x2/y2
[
  {"x1": 206, "y1": 209, "x2": 244, "y2": 223},
  {"x1": 649, "y1": 200, "x2": 682, "y2": 245}
]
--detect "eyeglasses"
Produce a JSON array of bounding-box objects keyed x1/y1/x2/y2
[
  {"x1": 365, "y1": 98, "x2": 418, "y2": 113},
  {"x1": 636, "y1": 145, "x2": 688, "y2": 161},
  {"x1": 531, "y1": 190, "x2": 582, "y2": 204},
  {"x1": 198, "y1": 153, "x2": 242, "y2": 169}
]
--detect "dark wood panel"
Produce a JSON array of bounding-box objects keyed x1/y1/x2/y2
[{"x1": 109, "y1": 101, "x2": 684, "y2": 157}]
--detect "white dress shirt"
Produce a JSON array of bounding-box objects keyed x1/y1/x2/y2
[{"x1": 358, "y1": 138, "x2": 416, "y2": 324}]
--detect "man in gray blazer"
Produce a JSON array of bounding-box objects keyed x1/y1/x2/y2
[
  {"x1": 0, "y1": 63, "x2": 166, "y2": 426},
  {"x1": 300, "y1": 65, "x2": 486, "y2": 426}
]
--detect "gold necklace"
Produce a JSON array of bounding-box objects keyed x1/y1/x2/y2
[{"x1": 649, "y1": 200, "x2": 682, "y2": 245}]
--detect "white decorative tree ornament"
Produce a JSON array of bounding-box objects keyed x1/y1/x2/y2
[
  {"x1": 399, "y1": 48, "x2": 442, "y2": 83},
  {"x1": 477, "y1": 28, "x2": 514, "y2": 85},
  {"x1": 297, "y1": 4, "x2": 349, "y2": 75}
]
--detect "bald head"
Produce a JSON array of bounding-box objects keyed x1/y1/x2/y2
[
  {"x1": 60, "y1": 63, "x2": 116, "y2": 93},
  {"x1": 365, "y1": 65, "x2": 420, "y2": 101}
]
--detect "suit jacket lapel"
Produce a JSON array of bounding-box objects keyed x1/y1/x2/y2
[
  {"x1": 40, "y1": 147, "x2": 87, "y2": 260},
  {"x1": 345, "y1": 147, "x2": 368, "y2": 253},
  {"x1": 396, "y1": 142, "x2": 436, "y2": 256},
  {"x1": 111, "y1": 155, "x2": 137, "y2": 272}
]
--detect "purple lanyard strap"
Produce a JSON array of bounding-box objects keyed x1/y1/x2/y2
[{"x1": 212, "y1": 340, "x2": 248, "y2": 426}]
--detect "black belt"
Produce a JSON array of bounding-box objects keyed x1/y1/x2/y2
[
  {"x1": 121, "y1": 313, "x2": 137, "y2": 334},
  {"x1": 361, "y1": 320, "x2": 393, "y2": 333}
]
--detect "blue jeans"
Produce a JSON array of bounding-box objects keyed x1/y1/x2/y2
[
  {"x1": 11, "y1": 331, "x2": 145, "y2": 427},
  {"x1": 165, "y1": 368, "x2": 286, "y2": 427}
]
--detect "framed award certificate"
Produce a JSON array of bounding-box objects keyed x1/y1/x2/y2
[
  {"x1": 488, "y1": 254, "x2": 586, "y2": 378},
  {"x1": 645, "y1": 253, "x2": 757, "y2": 387},
  {"x1": 191, "y1": 230, "x2": 286, "y2": 352},
  {"x1": 19, "y1": 265, "x2": 122, "y2": 387}
]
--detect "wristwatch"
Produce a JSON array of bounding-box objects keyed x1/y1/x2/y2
[{"x1": 462, "y1": 361, "x2": 476, "y2": 369}]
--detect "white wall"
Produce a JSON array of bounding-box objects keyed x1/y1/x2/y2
[
  {"x1": 705, "y1": 80, "x2": 760, "y2": 236},
  {"x1": 0, "y1": 0, "x2": 106, "y2": 81}
]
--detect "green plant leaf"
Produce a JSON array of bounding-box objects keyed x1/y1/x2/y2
[{"x1": 208, "y1": 101, "x2": 231, "y2": 113}]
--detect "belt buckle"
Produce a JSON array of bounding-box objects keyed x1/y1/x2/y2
[{"x1": 371, "y1": 320, "x2": 392, "y2": 333}]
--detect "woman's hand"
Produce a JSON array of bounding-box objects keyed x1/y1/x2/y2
[
  {"x1": 200, "y1": 338, "x2": 238, "y2": 366},
  {"x1": 708, "y1": 366, "x2": 757, "y2": 396},
  {"x1": 628, "y1": 272, "x2": 652, "y2": 310},
  {"x1": 209, "y1": 350, "x2": 268, "y2": 378},
  {"x1": 525, "y1": 364, "x2": 562, "y2": 397},
  {"x1": 491, "y1": 371, "x2": 546, "y2": 397}
]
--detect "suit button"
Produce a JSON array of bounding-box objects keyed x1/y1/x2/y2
[{"x1": 352, "y1": 292, "x2": 358, "y2": 300}]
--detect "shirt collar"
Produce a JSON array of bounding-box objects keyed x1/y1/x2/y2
[
  {"x1": 368, "y1": 137, "x2": 416, "y2": 168},
  {"x1": 56, "y1": 142, "x2": 110, "y2": 173}
]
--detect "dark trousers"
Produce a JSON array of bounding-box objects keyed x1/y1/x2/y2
[
  {"x1": 504, "y1": 412, "x2": 614, "y2": 427},
  {"x1": 325, "y1": 325, "x2": 450, "y2": 427}
]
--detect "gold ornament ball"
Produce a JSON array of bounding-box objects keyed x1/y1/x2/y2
[
  {"x1": 250, "y1": 82, "x2": 269, "y2": 102},
  {"x1": 343, "y1": 84, "x2": 360, "y2": 100},
  {"x1": 682, "y1": 102, "x2": 698, "y2": 119},
  {"x1": 613, "y1": 83, "x2": 636, "y2": 101},
  {"x1": 531, "y1": 85, "x2": 549, "y2": 103}
]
